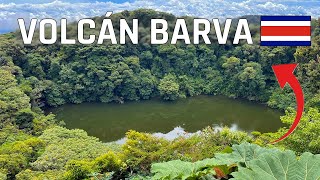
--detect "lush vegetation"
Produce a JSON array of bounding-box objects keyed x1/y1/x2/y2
[
  {"x1": 151, "y1": 143, "x2": 320, "y2": 180},
  {"x1": 0, "y1": 9, "x2": 320, "y2": 179}
]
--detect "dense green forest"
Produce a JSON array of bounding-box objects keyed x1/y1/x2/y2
[{"x1": 0, "y1": 9, "x2": 320, "y2": 179}]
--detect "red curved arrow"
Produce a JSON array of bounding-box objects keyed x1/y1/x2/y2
[{"x1": 271, "y1": 64, "x2": 304, "y2": 144}]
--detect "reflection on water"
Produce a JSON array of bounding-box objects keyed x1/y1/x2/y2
[
  {"x1": 48, "y1": 95, "x2": 284, "y2": 142},
  {"x1": 115, "y1": 124, "x2": 239, "y2": 144},
  {"x1": 115, "y1": 126, "x2": 194, "y2": 144},
  {"x1": 153, "y1": 126, "x2": 195, "y2": 140}
]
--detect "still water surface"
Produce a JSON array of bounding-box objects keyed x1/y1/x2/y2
[{"x1": 49, "y1": 96, "x2": 283, "y2": 142}]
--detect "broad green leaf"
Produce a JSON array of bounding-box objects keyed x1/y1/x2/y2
[
  {"x1": 193, "y1": 158, "x2": 218, "y2": 172},
  {"x1": 230, "y1": 167, "x2": 254, "y2": 180},
  {"x1": 294, "y1": 152, "x2": 320, "y2": 180},
  {"x1": 151, "y1": 158, "x2": 218, "y2": 180},
  {"x1": 151, "y1": 160, "x2": 193, "y2": 180},
  {"x1": 231, "y1": 151, "x2": 320, "y2": 180},
  {"x1": 215, "y1": 143, "x2": 275, "y2": 166}
]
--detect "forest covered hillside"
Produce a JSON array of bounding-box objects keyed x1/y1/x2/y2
[{"x1": 0, "y1": 9, "x2": 320, "y2": 179}]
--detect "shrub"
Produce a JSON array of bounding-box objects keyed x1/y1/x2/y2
[
  {"x1": 0, "y1": 171, "x2": 6, "y2": 180},
  {"x1": 167, "y1": 135, "x2": 207, "y2": 161},
  {"x1": 122, "y1": 130, "x2": 170, "y2": 171},
  {"x1": 278, "y1": 108, "x2": 320, "y2": 154},
  {"x1": 0, "y1": 154, "x2": 27, "y2": 178},
  {"x1": 0, "y1": 138, "x2": 44, "y2": 161},
  {"x1": 32, "y1": 114, "x2": 57, "y2": 136},
  {"x1": 0, "y1": 138, "x2": 44, "y2": 178},
  {"x1": 31, "y1": 127, "x2": 111, "y2": 171},
  {"x1": 64, "y1": 151, "x2": 126, "y2": 180},
  {"x1": 0, "y1": 125, "x2": 32, "y2": 144},
  {"x1": 256, "y1": 108, "x2": 320, "y2": 154},
  {"x1": 64, "y1": 160, "x2": 95, "y2": 180},
  {"x1": 15, "y1": 109, "x2": 35, "y2": 130},
  {"x1": 94, "y1": 151, "x2": 126, "y2": 172},
  {"x1": 16, "y1": 169, "x2": 65, "y2": 180},
  {"x1": 168, "y1": 127, "x2": 252, "y2": 161},
  {"x1": 122, "y1": 127, "x2": 252, "y2": 172}
]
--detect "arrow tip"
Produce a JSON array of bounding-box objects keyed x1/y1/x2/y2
[{"x1": 272, "y1": 64, "x2": 298, "y2": 88}]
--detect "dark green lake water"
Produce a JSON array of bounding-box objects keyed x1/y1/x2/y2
[{"x1": 48, "y1": 95, "x2": 283, "y2": 142}]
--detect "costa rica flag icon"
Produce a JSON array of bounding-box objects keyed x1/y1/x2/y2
[{"x1": 260, "y1": 16, "x2": 311, "y2": 46}]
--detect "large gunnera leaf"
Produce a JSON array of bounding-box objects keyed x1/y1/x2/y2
[
  {"x1": 294, "y1": 152, "x2": 320, "y2": 180},
  {"x1": 231, "y1": 150, "x2": 320, "y2": 180},
  {"x1": 151, "y1": 158, "x2": 218, "y2": 180},
  {"x1": 215, "y1": 143, "x2": 275, "y2": 166}
]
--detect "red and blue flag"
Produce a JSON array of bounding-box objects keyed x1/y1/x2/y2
[{"x1": 260, "y1": 16, "x2": 311, "y2": 46}]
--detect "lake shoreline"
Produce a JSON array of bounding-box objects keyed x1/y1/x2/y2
[{"x1": 48, "y1": 95, "x2": 284, "y2": 142}]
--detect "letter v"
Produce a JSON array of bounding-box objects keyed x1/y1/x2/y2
[
  {"x1": 18, "y1": 19, "x2": 37, "y2": 44},
  {"x1": 212, "y1": 19, "x2": 232, "y2": 44}
]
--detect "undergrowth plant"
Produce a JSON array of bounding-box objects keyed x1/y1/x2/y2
[{"x1": 149, "y1": 143, "x2": 320, "y2": 180}]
